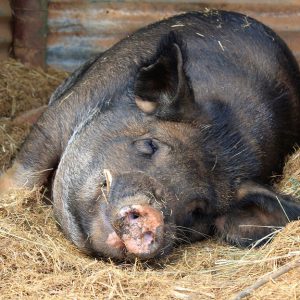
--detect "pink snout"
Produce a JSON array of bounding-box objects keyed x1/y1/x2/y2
[{"x1": 110, "y1": 204, "x2": 165, "y2": 258}]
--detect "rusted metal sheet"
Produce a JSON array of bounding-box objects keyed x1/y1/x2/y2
[
  {"x1": 11, "y1": 0, "x2": 48, "y2": 68},
  {"x1": 0, "y1": 0, "x2": 12, "y2": 59},
  {"x1": 47, "y1": 1, "x2": 300, "y2": 71}
]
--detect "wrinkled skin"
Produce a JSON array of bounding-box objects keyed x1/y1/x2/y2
[{"x1": 1, "y1": 10, "x2": 300, "y2": 260}]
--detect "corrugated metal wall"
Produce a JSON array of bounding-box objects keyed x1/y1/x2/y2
[
  {"x1": 47, "y1": 0, "x2": 300, "y2": 71},
  {"x1": 0, "y1": 0, "x2": 12, "y2": 59}
]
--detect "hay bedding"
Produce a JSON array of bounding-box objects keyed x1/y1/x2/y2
[{"x1": 0, "y1": 59, "x2": 299, "y2": 300}]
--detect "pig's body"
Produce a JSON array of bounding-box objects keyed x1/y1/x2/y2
[{"x1": 1, "y1": 11, "x2": 300, "y2": 260}]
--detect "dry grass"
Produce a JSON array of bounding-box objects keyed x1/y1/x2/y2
[
  {"x1": 0, "y1": 59, "x2": 299, "y2": 299},
  {"x1": 0, "y1": 59, "x2": 68, "y2": 172},
  {"x1": 277, "y1": 148, "x2": 300, "y2": 199}
]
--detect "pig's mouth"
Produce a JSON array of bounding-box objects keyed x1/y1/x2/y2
[{"x1": 105, "y1": 204, "x2": 166, "y2": 259}]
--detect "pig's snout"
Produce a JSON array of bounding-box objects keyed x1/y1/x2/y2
[{"x1": 113, "y1": 204, "x2": 164, "y2": 259}]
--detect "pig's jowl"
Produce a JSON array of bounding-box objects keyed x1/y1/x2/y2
[{"x1": 1, "y1": 11, "x2": 300, "y2": 260}]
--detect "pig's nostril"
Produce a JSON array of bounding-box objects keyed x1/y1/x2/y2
[
  {"x1": 128, "y1": 211, "x2": 140, "y2": 220},
  {"x1": 143, "y1": 231, "x2": 154, "y2": 244}
]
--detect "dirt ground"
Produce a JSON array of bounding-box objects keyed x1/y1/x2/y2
[{"x1": 0, "y1": 59, "x2": 299, "y2": 299}]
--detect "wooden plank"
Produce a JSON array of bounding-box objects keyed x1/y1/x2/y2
[
  {"x1": 11, "y1": 0, "x2": 48, "y2": 68},
  {"x1": 0, "y1": 0, "x2": 11, "y2": 17},
  {"x1": 0, "y1": 1, "x2": 11, "y2": 59}
]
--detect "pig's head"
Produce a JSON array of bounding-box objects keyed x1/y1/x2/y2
[
  {"x1": 52, "y1": 33, "x2": 298, "y2": 260},
  {"x1": 52, "y1": 35, "x2": 229, "y2": 260}
]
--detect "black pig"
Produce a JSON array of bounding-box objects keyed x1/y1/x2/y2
[{"x1": 1, "y1": 10, "x2": 300, "y2": 260}]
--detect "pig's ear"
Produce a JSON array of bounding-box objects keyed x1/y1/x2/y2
[
  {"x1": 134, "y1": 37, "x2": 194, "y2": 120},
  {"x1": 215, "y1": 181, "x2": 300, "y2": 247}
]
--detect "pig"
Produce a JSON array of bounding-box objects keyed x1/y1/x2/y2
[{"x1": 1, "y1": 10, "x2": 300, "y2": 260}]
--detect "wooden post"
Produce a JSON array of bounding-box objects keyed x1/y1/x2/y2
[{"x1": 10, "y1": 0, "x2": 48, "y2": 68}]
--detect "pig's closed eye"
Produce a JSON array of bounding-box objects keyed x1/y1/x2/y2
[{"x1": 134, "y1": 139, "x2": 158, "y2": 156}]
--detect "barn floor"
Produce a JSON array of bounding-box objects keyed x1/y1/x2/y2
[{"x1": 0, "y1": 59, "x2": 299, "y2": 299}]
